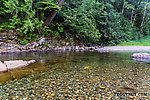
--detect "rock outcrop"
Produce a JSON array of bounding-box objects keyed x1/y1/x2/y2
[
  {"x1": 131, "y1": 53, "x2": 150, "y2": 59},
  {"x1": 131, "y1": 53, "x2": 150, "y2": 63},
  {"x1": 0, "y1": 60, "x2": 36, "y2": 72},
  {"x1": 0, "y1": 61, "x2": 7, "y2": 72}
]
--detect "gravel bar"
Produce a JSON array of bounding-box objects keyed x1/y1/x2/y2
[{"x1": 98, "y1": 46, "x2": 150, "y2": 52}]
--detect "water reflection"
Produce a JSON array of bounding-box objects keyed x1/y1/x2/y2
[{"x1": 132, "y1": 57, "x2": 150, "y2": 63}]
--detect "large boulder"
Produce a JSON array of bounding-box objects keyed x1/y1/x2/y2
[
  {"x1": 0, "y1": 61, "x2": 7, "y2": 72},
  {"x1": 131, "y1": 53, "x2": 150, "y2": 59},
  {"x1": 131, "y1": 53, "x2": 150, "y2": 63},
  {"x1": 3, "y1": 60, "x2": 36, "y2": 71},
  {"x1": 4, "y1": 60, "x2": 28, "y2": 70}
]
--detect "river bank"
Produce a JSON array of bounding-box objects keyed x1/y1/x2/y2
[
  {"x1": 1, "y1": 31, "x2": 150, "y2": 53},
  {"x1": 0, "y1": 36, "x2": 100, "y2": 54},
  {"x1": 1, "y1": 45, "x2": 150, "y2": 54}
]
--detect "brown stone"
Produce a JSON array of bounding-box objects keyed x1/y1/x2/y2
[{"x1": 33, "y1": 66, "x2": 50, "y2": 72}]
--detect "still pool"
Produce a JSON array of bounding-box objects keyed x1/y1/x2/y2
[{"x1": 0, "y1": 51, "x2": 149, "y2": 99}]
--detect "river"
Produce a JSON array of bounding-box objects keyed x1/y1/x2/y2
[{"x1": 0, "y1": 51, "x2": 149, "y2": 99}]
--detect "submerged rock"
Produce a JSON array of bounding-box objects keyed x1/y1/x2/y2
[
  {"x1": 38, "y1": 37, "x2": 45, "y2": 45},
  {"x1": 116, "y1": 87, "x2": 140, "y2": 93},
  {"x1": 0, "y1": 72, "x2": 13, "y2": 83},
  {"x1": 10, "y1": 69, "x2": 33, "y2": 79}
]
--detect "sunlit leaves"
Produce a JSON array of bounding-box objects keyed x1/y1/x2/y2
[
  {"x1": 124, "y1": 2, "x2": 134, "y2": 10},
  {"x1": 2, "y1": 0, "x2": 44, "y2": 39},
  {"x1": 36, "y1": 1, "x2": 60, "y2": 10}
]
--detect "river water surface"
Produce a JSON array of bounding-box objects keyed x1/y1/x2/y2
[{"x1": 0, "y1": 51, "x2": 149, "y2": 99}]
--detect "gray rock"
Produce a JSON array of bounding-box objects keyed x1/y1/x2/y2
[
  {"x1": 27, "y1": 60, "x2": 36, "y2": 64},
  {"x1": 0, "y1": 42, "x2": 4, "y2": 46},
  {"x1": 131, "y1": 53, "x2": 150, "y2": 58},
  {"x1": 0, "y1": 32, "x2": 7, "y2": 42},
  {"x1": 131, "y1": 53, "x2": 150, "y2": 63},
  {"x1": 3, "y1": 60, "x2": 36, "y2": 71},
  {"x1": 0, "y1": 61, "x2": 7, "y2": 72},
  {"x1": 4, "y1": 60, "x2": 28, "y2": 70},
  {"x1": 38, "y1": 37, "x2": 45, "y2": 45},
  {"x1": 33, "y1": 42, "x2": 39, "y2": 47},
  {"x1": 65, "y1": 46, "x2": 71, "y2": 50}
]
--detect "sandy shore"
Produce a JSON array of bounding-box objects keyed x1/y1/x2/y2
[{"x1": 98, "y1": 46, "x2": 150, "y2": 52}]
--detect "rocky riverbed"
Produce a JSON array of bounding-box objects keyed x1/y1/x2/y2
[
  {"x1": 0, "y1": 51, "x2": 149, "y2": 99},
  {"x1": 0, "y1": 62, "x2": 149, "y2": 99}
]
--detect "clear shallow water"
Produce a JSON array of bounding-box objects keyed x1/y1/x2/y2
[{"x1": 0, "y1": 51, "x2": 149, "y2": 99}]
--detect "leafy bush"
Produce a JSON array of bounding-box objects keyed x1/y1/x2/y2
[
  {"x1": 1, "y1": 0, "x2": 60, "y2": 41},
  {"x1": 42, "y1": 23, "x2": 64, "y2": 39},
  {"x1": 61, "y1": 0, "x2": 147, "y2": 45},
  {"x1": 1, "y1": 0, "x2": 43, "y2": 39},
  {"x1": 0, "y1": 0, "x2": 149, "y2": 46},
  {"x1": 62, "y1": 1, "x2": 103, "y2": 45}
]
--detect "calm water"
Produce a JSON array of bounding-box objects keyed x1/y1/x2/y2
[{"x1": 0, "y1": 51, "x2": 149, "y2": 99}]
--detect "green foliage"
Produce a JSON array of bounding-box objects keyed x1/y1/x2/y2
[
  {"x1": 1, "y1": 0, "x2": 43, "y2": 40},
  {"x1": 43, "y1": 23, "x2": 64, "y2": 39},
  {"x1": 0, "y1": 22, "x2": 10, "y2": 30},
  {"x1": 61, "y1": 0, "x2": 150, "y2": 45},
  {"x1": 0, "y1": 0, "x2": 60, "y2": 41},
  {"x1": 0, "y1": 0, "x2": 149, "y2": 46},
  {"x1": 61, "y1": 0, "x2": 140, "y2": 45},
  {"x1": 62, "y1": 0, "x2": 102, "y2": 45},
  {"x1": 20, "y1": 39, "x2": 28, "y2": 45},
  {"x1": 36, "y1": 1, "x2": 60, "y2": 10}
]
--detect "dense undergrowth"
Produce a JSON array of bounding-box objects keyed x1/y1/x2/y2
[{"x1": 0, "y1": 0, "x2": 150, "y2": 46}]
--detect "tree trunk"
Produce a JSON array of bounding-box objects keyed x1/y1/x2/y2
[
  {"x1": 38, "y1": 10, "x2": 44, "y2": 34},
  {"x1": 43, "y1": 0, "x2": 65, "y2": 27},
  {"x1": 131, "y1": 0, "x2": 140, "y2": 27},
  {"x1": 130, "y1": 5, "x2": 135, "y2": 24},
  {"x1": 122, "y1": 0, "x2": 126, "y2": 15},
  {"x1": 140, "y1": 0, "x2": 148, "y2": 33}
]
